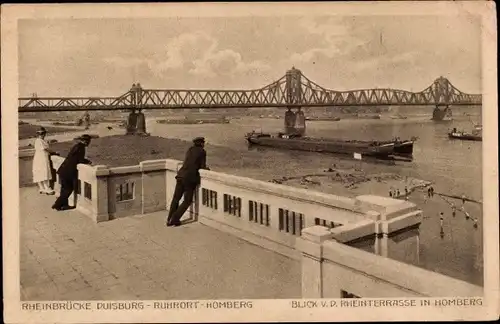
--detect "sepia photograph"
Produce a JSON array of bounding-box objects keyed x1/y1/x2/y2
[{"x1": 2, "y1": 2, "x2": 498, "y2": 323}]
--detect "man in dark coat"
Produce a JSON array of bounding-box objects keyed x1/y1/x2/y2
[
  {"x1": 52, "y1": 134, "x2": 92, "y2": 211},
  {"x1": 167, "y1": 136, "x2": 209, "y2": 227}
]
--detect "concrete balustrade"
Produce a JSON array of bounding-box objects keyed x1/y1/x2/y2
[
  {"x1": 297, "y1": 225, "x2": 483, "y2": 298},
  {"x1": 51, "y1": 155, "x2": 64, "y2": 196},
  {"x1": 19, "y1": 152, "x2": 482, "y2": 298},
  {"x1": 20, "y1": 151, "x2": 422, "y2": 244},
  {"x1": 140, "y1": 160, "x2": 168, "y2": 215},
  {"x1": 19, "y1": 148, "x2": 35, "y2": 158},
  {"x1": 40, "y1": 156, "x2": 422, "y2": 258}
]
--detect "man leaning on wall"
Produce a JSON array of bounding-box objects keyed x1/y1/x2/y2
[
  {"x1": 52, "y1": 134, "x2": 92, "y2": 211},
  {"x1": 166, "y1": 136, "x2": 209, "y2": 227}
]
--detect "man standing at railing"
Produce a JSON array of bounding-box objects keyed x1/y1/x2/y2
[
  {"x1": 51, "y1": 134, "x2": 92, "y2": 211},
  {"x1": 166, "y1": 136, "x2": 209, "y2": 227}
]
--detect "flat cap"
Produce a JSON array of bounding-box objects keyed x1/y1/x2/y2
[
  {"x1": 193, "y1": 136, "x2": 205, "y2": 143},
  {"x1": 78, "y1": 134, "x2": 92, "y2": 141},
  {"x1": 36, "y1": 127, "x2": 47, "y2": 134}
]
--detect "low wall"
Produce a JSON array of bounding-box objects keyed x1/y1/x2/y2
[
  {"x1": 41, "y1": 157, "x2": 422, "y2": 259},
  {"x1": 196, "y1": 169, "x2": 421, "y2": 259},
  {"x1": 19, "y1": 149, "x2": 57, "y2": 188},
  {"x1": 19, "y1": 150, "x2": 35, "y2": 187},
  {"x1": 297, "y1": 226, "x2": 483, "y2": 298},
  {"x1": 20, "y1": 154, "x2": 481, "y2": 298},
  {"x1": 46, "y1": 157, "x2": 198, "y2": 224}
]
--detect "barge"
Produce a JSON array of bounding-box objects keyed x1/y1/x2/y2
[
  {"x1": 245, "y1": 132, "x2": 414, "y2": 159},
  {"x1": 305, "y1": 116, "x2": 341, "y2": 121},
  {"x1": 157, "y1": 117, "x2": 230, "y2": 125}
]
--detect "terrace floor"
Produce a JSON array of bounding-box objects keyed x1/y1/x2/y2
[{"x1": 19, "y1": 187, "x2": 301, "y2": 300}]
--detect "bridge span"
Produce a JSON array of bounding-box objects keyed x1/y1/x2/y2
[{"x1": 19, "y1": 67, "x2": 482, "y2": 134}]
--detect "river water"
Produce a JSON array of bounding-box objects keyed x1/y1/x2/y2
[{"x1": 145, "y1": 106, "x2": 484, "y2": 286}]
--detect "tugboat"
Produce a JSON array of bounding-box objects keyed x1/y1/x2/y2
[
  {"x1": 245, "y1": 131, "x2": 414, "y2": 159},
  {"x1": 448, "y1": 125, "x2": 482, "y2": 141}
]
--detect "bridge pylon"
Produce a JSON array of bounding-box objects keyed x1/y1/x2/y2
[
  {"x1": 284, "y1": 67, "x2": 306, "y2": 135},
  {"x1": 430, "y1": 77, "x2": 454, "y2": 121}
]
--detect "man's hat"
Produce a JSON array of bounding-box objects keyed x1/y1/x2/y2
[
  {"x1": 36, "y1": 127, "x2": 47, "y2": 134},
  {"x1": 78, "y1": 134, "x2": 92, "y2": 142},
  {"x1": 193, "y1": 136, "x2": 205, "y2": 143}
]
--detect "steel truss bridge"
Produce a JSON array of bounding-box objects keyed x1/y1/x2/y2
[{"x1": 18, "y1": 68, "x2": 481, "y2": 113}]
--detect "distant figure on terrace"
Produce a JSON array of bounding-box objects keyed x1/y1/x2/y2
[
  {"x1": 32, "y1": 127, "x2": 55, "y2": 195},
  {"x1": 52, "y1": 134, "x2": 92, "y2": 211},
  {"x1": 167, "y1": 137, "x2": 209, "y2": 227}
]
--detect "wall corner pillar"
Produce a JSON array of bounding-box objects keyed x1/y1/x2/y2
[
  {"x1": 93, "y1": 165, "x2": 110, "y2": 223},
  {"x1": 296, "y1": 225, "x2": 333, "y2": 298},
  {"x1": 140, "y1": 160, "x2": 168, "y2": 215}
]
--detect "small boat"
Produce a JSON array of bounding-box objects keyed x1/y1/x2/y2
[
  {"x1": 390, "y1": 114, "x2": 407, "y2": 120},
  {"x1": 245, "y1": 131, "x2": 413, "y2": 159},
  {"x1": 448, "y1": 125, "x2": 482, "y2": 141}
]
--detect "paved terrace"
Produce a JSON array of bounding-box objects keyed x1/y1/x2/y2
[{"x1": 20, "y1": 187, "x2": 301, "y2": 300}]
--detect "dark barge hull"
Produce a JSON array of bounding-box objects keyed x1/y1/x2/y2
[
  {"x1": 246, "y1": 134, "x2": 400, "y2": 158},
  {"x1": 448, "y1": 133, "x2": 482, "y2": 141},
  {"x1": 306, "y1": 117, "x2": 341, "y2": 121},
  {"x1": 391, "y1": 141, "x2": 414, "y2": 156}
]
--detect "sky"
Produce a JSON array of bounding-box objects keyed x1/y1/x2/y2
[{"x1": 18, "y1": 15, "x2": 482, "y2": 97}]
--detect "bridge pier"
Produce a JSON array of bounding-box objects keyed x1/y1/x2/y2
[
  {"x1": 294, "y1": 107, "x2": 306, "y2": 136},
  {"x1": 135, "y1": 111, "x2": 147, "y2": 135},
  {"x1": 126, "y1": 110, "x2": 148, "y2": 135},
  {"x1": 284, "y1": 107, "x2": 296, "y2": 134},
  {"x1": 432, "y1": 105, "x2": 452, "y2": 121},
  {"x1": 284, "y1": 107, "x2": 307, "y2": 135},
  {"x1": 126, "y1": 111, "x2": 138, "y2": 135}
]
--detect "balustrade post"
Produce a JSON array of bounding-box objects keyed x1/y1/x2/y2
[
  {"x1": 50, "y1": 155, "x2": 64, "y2": 196},
  {"x1": 187, "y1": 186, "x2": 200, "y2": 223},
  {"x1": 54, "y1": 174, "x2": 61, "y2": 197},
  {"x1": 70, "y1": 179, "x2": 78, "y2": 207},
  {"x1": 375, "y1": 234, "x2": 389, "y2": 258},
  {"x1": 92, "y1": 165, "x2": 110, "y2": 222},
  {"x1": 165, "y1": 160, "x2": 181, "y2": 212},
  {"x1": 296, "y1": 225, "x2": 333, "y2": 298},
  {"x1": 140, "y1": 160, "x2": 168, "y2": 215}
]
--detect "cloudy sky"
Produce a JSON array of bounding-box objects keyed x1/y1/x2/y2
[{"x1": 18, "y1": 15, "x2": 482, "y2": 97}]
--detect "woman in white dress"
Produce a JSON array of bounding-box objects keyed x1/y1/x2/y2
[{"x1": 32, "y1": 127, "x2": 55, "y2": 195}]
